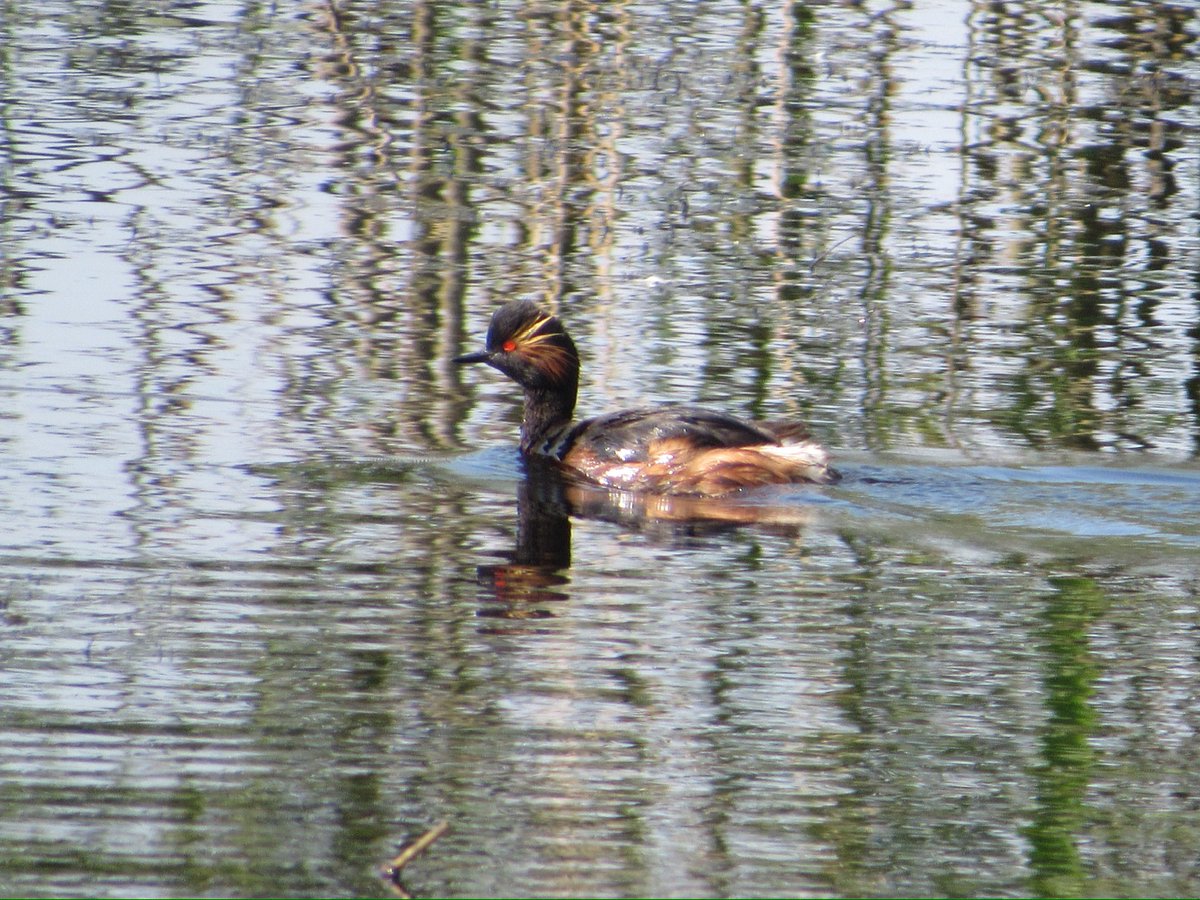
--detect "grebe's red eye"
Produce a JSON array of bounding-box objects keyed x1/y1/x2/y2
[{"x1": 502, "y1": 339, "x2": 517, "y2": 352}]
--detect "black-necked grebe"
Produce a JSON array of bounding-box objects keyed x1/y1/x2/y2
[{"x1": 455, "y1": 300, "x2": 840, "y2": 496}]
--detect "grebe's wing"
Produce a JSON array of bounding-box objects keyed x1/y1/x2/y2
[{"x1": 557, "y1": 405, "x2": 795, "y2": 461}]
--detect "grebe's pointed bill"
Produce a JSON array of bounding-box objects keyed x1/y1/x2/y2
[{"x1": 454, "y1": 349, "x2": 492, "y2": 365}]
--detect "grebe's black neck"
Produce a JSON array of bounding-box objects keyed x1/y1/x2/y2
[{"x1": 519, "y1": 381, "x2": 577, "y2": 453}]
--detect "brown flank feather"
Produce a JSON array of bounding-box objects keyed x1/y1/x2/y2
[{"x1": 563, "y1": 436, "x2": 832, "y2": 496}]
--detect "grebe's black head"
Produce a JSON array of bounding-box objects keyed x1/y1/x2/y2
[{"x1": 455, "y1": 300, "x2": 580, "y2": 394}]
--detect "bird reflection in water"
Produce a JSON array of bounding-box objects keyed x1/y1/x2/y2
[
  {"x1": 473, "y1": 461, "x2": 574, "y2": 628},
  {"x1": 473, "y1": 460, "x2": 572, "y2": 630},
  {"x1": 471, "y1": 457, "x2": 819, "y2": 628}
]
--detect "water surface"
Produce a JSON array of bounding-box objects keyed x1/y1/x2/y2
[{"x1": 2, "y1": 1, "x2": 1199, "y2": 897}]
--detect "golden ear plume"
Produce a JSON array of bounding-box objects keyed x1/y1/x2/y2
[{"x1": 509, "y1": 313, "x2": 576, "y2": 381}]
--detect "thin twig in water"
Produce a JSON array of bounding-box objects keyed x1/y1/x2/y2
[
  {"x1": 381, "y1": 820, "x2": 449, "y2": 898},
  {"x1": 809, "y1": 234, "x2": 854, "y2": 273}
]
